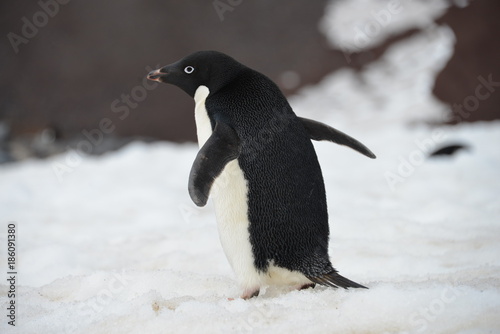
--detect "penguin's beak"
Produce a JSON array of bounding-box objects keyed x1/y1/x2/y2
[{"x1": 147, "y1": 68, "x2": 167, "y2": 82}]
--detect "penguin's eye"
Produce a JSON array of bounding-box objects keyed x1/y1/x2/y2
[{"x1": 184, "y1": 66, "x2": 195, "y2": 74}]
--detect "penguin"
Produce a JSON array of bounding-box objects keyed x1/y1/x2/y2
[{"x1": 147, "y1": 51, "x2": 375, "y2": 299}]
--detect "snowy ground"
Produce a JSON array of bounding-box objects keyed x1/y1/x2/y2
[{"x1": 2, "y1": 2, "x2": 500, "y2": 334}]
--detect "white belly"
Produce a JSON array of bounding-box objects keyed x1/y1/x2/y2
[{"x1": 193, "y1": 86, "x2": 262, "y2": 290}]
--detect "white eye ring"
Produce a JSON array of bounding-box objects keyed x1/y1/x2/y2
[{"x1": 184, "y1": 66, "x2": 194, "y2": 74}]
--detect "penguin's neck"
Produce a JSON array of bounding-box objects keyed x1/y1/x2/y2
[{"x1": 193, "y1": 85, "x2": 212, "y2": 148}]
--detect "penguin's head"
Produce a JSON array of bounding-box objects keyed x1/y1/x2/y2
[{"x1": 147, "y1": 51, "x2": 245, "y2": 97}]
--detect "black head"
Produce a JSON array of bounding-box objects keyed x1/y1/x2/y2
[{"x1": 147, "y1": 51, "x2": 245, "y2": 97}]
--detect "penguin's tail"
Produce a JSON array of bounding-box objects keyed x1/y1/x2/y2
[{"x1": 306, "y1": 271, "x2": 367, "y2": 289}]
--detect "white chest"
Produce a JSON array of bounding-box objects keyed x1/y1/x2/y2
[
  {"x1": 192, "y1": 85, "x2": 261, "y2": 290},
  {"x1": 193, "y1": 85, "x2": 212, "y2": 148}
]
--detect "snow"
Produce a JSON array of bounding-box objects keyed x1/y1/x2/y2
[
  {"x1": 2, "y1": 4, "x2": 500, "y2": 334},
  {"x1": 320, "y1": 0, "x2": 450, "y2": 52}
]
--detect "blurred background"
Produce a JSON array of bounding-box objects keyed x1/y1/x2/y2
[{"x1": 0, "y1": 0, "x2": 499, "y2": 163}]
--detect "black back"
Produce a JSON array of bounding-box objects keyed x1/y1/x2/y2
[{"x1": 205, "y1": 66, "x2": 333, "y2": 276}]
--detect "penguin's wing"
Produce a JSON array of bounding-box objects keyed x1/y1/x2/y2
[
  {"x1": 299, "y1": 117, "x2": 376, "y2": 159},
  {"x1": 188, "y1": 121, "x2": 241, "y2": 207}
]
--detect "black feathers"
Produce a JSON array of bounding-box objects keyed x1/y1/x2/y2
[
  {"x1": 429, "y1": 143, "x2": 469, "y2": 157},
  {"x1": 299, "y1": 117, "x2": 376, "y2": 159},
  {"x1": 188, "y1": 121, "x2": 240, "y2": 207},
  {"x1": 306, "y1": 271, "x2": 367, "y2": 289},
  {"x1": 149, "y1": 51, "x2": 372, "y2": 294}
]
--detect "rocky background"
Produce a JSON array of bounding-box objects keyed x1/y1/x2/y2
[{"x1": 0, "y1": 0, "x2": 498, "y2": 162}]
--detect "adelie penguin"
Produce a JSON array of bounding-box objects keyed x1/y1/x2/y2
[{"x1": 148, "y1": 51, "x2": 375, "y2": 299}]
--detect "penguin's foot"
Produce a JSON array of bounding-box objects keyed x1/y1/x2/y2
[
  {"x1": 240, "y1": 288, "x2": 260, "y2": 300},
  {"x1": 298, "y1": 283, "x2": 316, "y2": 291}
]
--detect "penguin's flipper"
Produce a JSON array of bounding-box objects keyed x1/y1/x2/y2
[
  {"x1": 306, "y1": 271, "x2": 368, "y2": 289},
  {"x1": 189, "y1": 121, "x2": 241, "y2": 207},
  {"x1": 299, "y1": 117, "x2": 376, "y2": 159}
]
